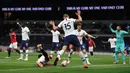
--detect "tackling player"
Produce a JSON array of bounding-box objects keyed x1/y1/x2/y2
[
  {"x1": 109, "y1": 23, "x2": 130, "y2": 64},
  {"x1": 6, "y1": 28, "x2": 20, "y2": 58},
  {"x1": 17, "y1": 22, "x2": 30, "y2": 61},
  {"x1": 36, "y1": 44, "x2": 52, "y2": 67},
  {"x1": 51, "y1": 10, "x2": 88, "y2": 68}
]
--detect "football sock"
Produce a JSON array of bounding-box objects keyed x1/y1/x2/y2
[
  {"x1": 68, "y1": 51, "x2": 73, "y2": 62},
  {"x1": 25, "y1": 50, "x2": 29, "y2": 59},
  {"x1": 79, "y1": 51, "x2": 86, "y2": 64},
  {"x1": 8, "y1": 48, "x2": 11, "y2": 57},
  {"x1": 121, "y1": 51, "x2": 126, "y2": 62},
  {"x1": 20, "y1": 50, "x2": 23, "y2": 58},
  {"x1": 115, "y1": 52, "x2": 119, "y2": 63},
  {"x1": 90, "y1": 52, "x2": 93, "y2": 56}
]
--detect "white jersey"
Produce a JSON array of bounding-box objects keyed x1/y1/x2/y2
[
  {"x1": 108, "y1": 38, "x2": 116, "y2": 48},
  {"x1": 51, "y1": 30, "x2": 60, "y2": 42},
  {"x1": 22, "y1": 27, "x2": 30, "y2": 40},
  {"x1": 58, "y1": 18, "x2": 76, "y2": 37},
  {"x1": 75, "y1": 29, "x2": 88, "y2": 44}
]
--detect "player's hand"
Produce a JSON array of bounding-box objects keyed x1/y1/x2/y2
[
  {"x1": 109, "y1": 23, "x2": 113, "y2": 28},
  {"x1": 126, "y1": 25, "x2": 130, "y2": 30},
  {"x1": 17, "y1": 22, "x2": 20, "y2": 25},
  {"x1": 76, "y1": 10, "x2": 81, "y2": 16}
]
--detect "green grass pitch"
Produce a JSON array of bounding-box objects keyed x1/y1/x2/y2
[{"x1": 0, "y1": 52, "x2": 130, "y2": 73}]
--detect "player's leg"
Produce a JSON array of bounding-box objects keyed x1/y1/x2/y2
[
  {"x1": 51, "y1": 42, "x2": 55, "y2": 54},
  {"x1": 89, "y1": 47, "x2": 94, "y2": 56},
  {"x1": 120, "y1": 44, "x2": 126, "y2": 64},
  {"x1": 6, "y1": 44, "x2": 12, "y2": 58},
  {"x1": 81, "y1": 44, "x2": 90, "y2": 64},
  {"x1": 13, "y1": 42, "x2": 20, "y2": 54},
  {"x1": 72, "y1": 35, "x2": 88, "y2": 68},
  {"x1": 53, "y1": 36, "x2": 73, "y2": 66},
  {"x1": 114, "y1": 45, "x2": 120, "y2": 64},
  {"x1": 36, "y1": 55, "x2": 45, "y2": 67},
  {"x1": 24, "y1": 40, "x2": 29, "y2": 61},
  {"x1": 18, "y1": 41, "x2": 24, "y2": 60},
  {"x1": 53, "y1": 46, "x2": 67, "y2": 66},
  {"x1": 82, "y1": 49, "x2": 90, "y2": 64},
  {"x1": 111, "y1": 48, "x2": 115, "y2": 57},
  {"x1": 68, "y1": 44, "x2": 73, "y2": 63}
]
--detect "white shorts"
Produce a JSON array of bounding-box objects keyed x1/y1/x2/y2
[
  {"x1": 9, "y1": 42, "x2": 18, "y2": 49},
  {"x1": 37, "y1": 56, "x2": 47, "y2": 64},
  {"x1": 89, "y1": 46, "x2": 94, "y2": 52}
]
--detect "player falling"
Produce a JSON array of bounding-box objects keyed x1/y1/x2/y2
[
  {"x1": 6, "y1": 28, "x2": 20, "y2": 59},
  {"x1": 87, "y1": 36, "x2": 96, "y2": 57},
  {"x1": 36, "y1": 44, "x2": 52, "y2": 67},
  {"x1": 51, "y1": 10, "x2": 88, "y2": 68},
  {"x1": 68, "y1": 23, "x2": 96, "y2": 64},
  {"x1": 17, "y1": 22, "x2": 30, "y2": 61},
  {"x1": 109, "y1": 23, "x2": 130, "y2": 64},
  {"x1": 46, "y1": 20, "x2": 61, "y2": 54}
]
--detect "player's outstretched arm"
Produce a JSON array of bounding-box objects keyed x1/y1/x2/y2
[
  {"x1": 45, "y1": 23, "x2": 52, "y2": 32},
  {"x1": 93, "y1": 41, "x2": 96, "y2": 48},
  {"x1": 87, "y1": 34, "x2": 96, "y2": 39},
  {"x1": 75, "y1": 10, "x2": 82, "y2": 22},
  {"x1": 16, "y1": 22, "x2": 22, "y2": 29},
  {"x1": 109, "y1": 23, "x2": 116, "y2": 33}
]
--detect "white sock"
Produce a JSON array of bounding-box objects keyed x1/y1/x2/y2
[
  {"x1": 25, "y1": 50, "x2": 28, "y2": 59},
  {"x1": 57, "y1": 50, "x2": 64, "y2": 58},
  {"x1": 84, "y1": 53, "x2": 89, "y2": 61},
  {"x1": 79, "y1": 51, "x2": 86, "y2": 64},
  {"x1": 20, "y1": 50, "x2": 23, "y2": 58}
]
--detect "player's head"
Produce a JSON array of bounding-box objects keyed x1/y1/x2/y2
[
  {"x1": 63, "y1": 14, "x2": 69, "y2": 19},
  {"x1": 10, "y1": 28, "x2": 14, "y2": 32},
  {"x1": 111, "y1": 34, "x2": 115, "y2": 38},
  {"x1": 49, "y1": 20, "x2": 54, "y2": 25},
  {"x1": 37, "y1": 44, "x2": 42, "y2": 49},
  {"x1": 116, "y1": 26, "x2": 121, "y2": 31},
  {"x1": 77, "y1": 23, "x2": 82, "y2": 30}
]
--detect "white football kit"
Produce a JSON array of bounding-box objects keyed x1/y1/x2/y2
[
  {"x1": 58, "y1": 18, "x2": 76, "y2": 37},
  {"x1": 51, "y1": 30, "x2": 60, "y2": 43},
  {"x1": 108, "y1": 38, "x2": 116, "y2": 48},
  {"x1": 22, "y1": 27, "x2": 30, "y2": 41},
  {"x1": 75, "y1": 29, "x2": 88, "y2": 45}
]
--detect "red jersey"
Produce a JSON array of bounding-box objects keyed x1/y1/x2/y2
[
  {"x1": 88, "y1": 39, "x2": 94, "y2": 47},
  {"x1": 10, "y1": 32, "x2": 17, "y2": 43}
]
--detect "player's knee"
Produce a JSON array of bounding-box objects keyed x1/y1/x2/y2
[
  {"x1": 62, "y1": 45, "x2": 67, "y2": 50},
  {"x1": 82, "y1": 50, "x2": 86, "y2": 54}
]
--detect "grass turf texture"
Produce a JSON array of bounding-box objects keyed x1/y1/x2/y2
[{"x1": 0, "y1": 52, "x2": 130, "y2": 73}]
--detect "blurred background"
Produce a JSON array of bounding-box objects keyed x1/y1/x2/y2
[{"x1": 0, "y1": 0, "x2": 130, "y2": 52}]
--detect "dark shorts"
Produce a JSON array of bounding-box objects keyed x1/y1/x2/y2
[
  {"x1": 52, "y1": 42, "x2": 59, "y2": 50},
  {"x1": 20, "y1": 40, "x2": 29, "y2": 49},
  {"x1": 111, "y1": 48, "x2": 115, "y2": 53},
  {"x1": 81, "y1": 44, "x2": 86, "y2": 50},
  {"x1": 63, "y1": 35, "x2": 80, "y2": 48}
]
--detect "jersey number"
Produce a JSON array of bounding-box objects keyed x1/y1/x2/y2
[{"x1": 64, "y1": 22, "x2": 71, "y2": 30}]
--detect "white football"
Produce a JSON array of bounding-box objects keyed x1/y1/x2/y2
[{"x1": 61, "y1": 60, "x2": 68, "y2": 67}]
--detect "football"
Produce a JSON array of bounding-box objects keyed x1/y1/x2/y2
[{"x1": 61, "y1": 60, "x2": 69, "y2": 67}]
